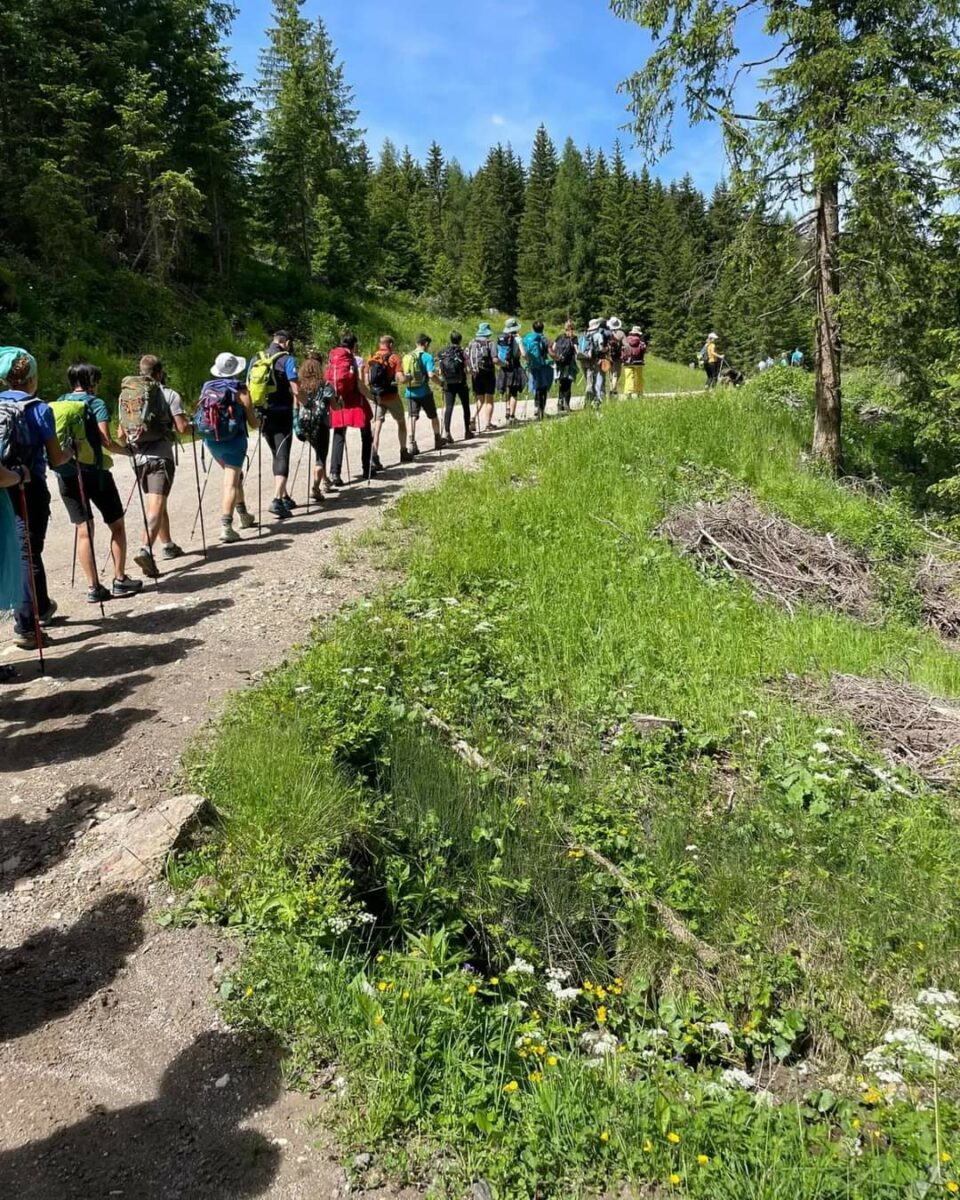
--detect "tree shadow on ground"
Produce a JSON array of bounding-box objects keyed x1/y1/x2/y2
[
  {"x1": 0, "y1": 890, "x2": 144, "y2": 1040},
  {"x1": 0, "y1": 785, "x2": 112, "y2": 895},
  {"x1": 0, "y1": 1030, "x2": 283, "y2": 1198}
]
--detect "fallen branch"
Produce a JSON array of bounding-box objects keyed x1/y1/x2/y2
[{"x1": 413, "y1": 705, "x2": 504, "y2": 776}]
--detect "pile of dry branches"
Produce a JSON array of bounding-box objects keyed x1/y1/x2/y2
[{"x1": 915, "y1": 555, "x2": 960, "y2": 639}]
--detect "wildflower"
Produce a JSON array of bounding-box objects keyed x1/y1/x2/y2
[
  {"x1": 919, "y1": 989, "x2": 959, "y2": 1007},
  {"x1": 502, "y1": 1080, "x2": 519, "y2": 1094},
  {"x1": 707, "y1": 1021, "x2": 732, "y2": 1038},
  {"x1": 670, "y1": 1173, "x2": 681, "y2": 1185},
  {"x1": 614, "y1": 977, "x2": 624, "y2": 987},
  {"x1": 531, "y1": 1011, "x2": 540, "y2": 1020},
  {"x1": 489, "y1": 977, "x2": 500, "y2": 986},
  {"x1": 697, "y1": 1154, "x2": 710, "y2": 1166},
  {"x1": 685, "y1": 844, "x2": 699, "y2": 852},
  {"x1": 943, "y1": 1152, "x2": 953, "y2": 1164},
  {"x1": 583, "y1": 981, "x2": 594, "y2": 992},
  {"x1": 812, "y1": 741, "x2": 831, "y2": 755},
  {"x1": 360, "y1": 980, "x2": 377, "y2": 997},
  {"x1": 443, "y1": 995, "x2": 452, "y2": 1005},
  {"x1": 643, "y1": 1140, "x2": 653, "y2": 1153},
  {"x1": 667, "y1": 1131, "x2": 681, "y2": 1144},
  {"x1": 547, "y1": 1055, "x2": 558, "y2": 1067},
  {"x1": 918, "y1": 941, "x2": 926, "y2": 951},
  {"x1": 467, "y1": 984, "x2": 478, "y2": 996},
  {"x1": 599, "y1": 1130, "x2": 610, "y2": 1143},
  {"x1": 863, "y1": 1087, "x2": 882, "y2": 1106},
  {"x1": 851, "y1": 1118, "x2": 861, "y2": 1130},
  {"x1": 546, "y1": 978, "x2": 580, "y2": 1001},
  {"x1": 377, "y1": 981, "x2": 388, "y2": 993},
  {"x1": 721, "y1": 1068, "x2": 756, "y2": 1091},
  {"x1": 401, "y1": 990, "x2": 411, "y2": 1001},
  {"x1": 618, "y1": 827, "x2": 628, "y2": 837},
  {"x1": 534, "y1": 1044, "x2": 547, "y2": 1056},
  {"x1": 947, "y1": 1182, "x2": 959, "y2": 1194},
  {"x1": 546, "y1": 967, "x2": 571, "y2": 982},
  {"x1": 375, "y1": 954, "x2": 385, "y2": 963},
  {"x1": 892, "y1": 1001, "x2": 924, "y2": 1028},
  {"x1": 611, "y1": 986, "x2": 622, "y2": 996},
  {"x1": 597, "y1": 1006, "x2": 608, "y2": 1025},
  {"x1": 568, "y1": 848, "x2": 585, "y2": 859},
  {"x1": 883, "y1": 1028, "x2": 955, "y2": 1064},
  {"x1": 519, "y1": 1050, "x2": 529, "y2": 1059},
  {"x1": 506, "y1": 956, "x2": 535, "y2": 976},
  {"x1": 530, "y1": 1071, "x2": 543, "y2": 1083},
  {"x1": 244, "y1": 986, "x2": 254, "y2": 997},
  {"x1": 374, "y1": 1014, "x2": 384, "y2": 1026}
]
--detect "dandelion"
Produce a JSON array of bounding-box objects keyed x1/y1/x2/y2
[
  {"x1": 947, "y1": 1182, "x2": 959, "y2": 1194},
  {"x1": 547, "y1": 1055, "x2": 558, "y2": 1067},
  {"x1": 851, "y1": 1118, "x2": 861, "y2": 1130},
  {"x1": 467, "y1": 984, "x2": 478, "y2": 996},
  {"x1": 530, "y1": 1071, "x2": 543, "y2": 1083},
  {"x1": 377, "y1": 981, "x2": 388, "y2": 993},
  {"x1": 502, "y1": 1080, "x2": 519, "y2": 1094},
  {"x1": 643, "y1": 1140, "x2": 653, "y2": 1153},
  {"x1": 489, "y1": 977, "x2": 500, "y2": 986},
  {"x1": 667, "y1": 1131, "x2": 681, "y2": 1144},
  {"x1": 943, "y1": 1153, "x2": 953, "y2": 1164},
  {"x1": 697, "y1": 1154, "x2": 710, "y2": 1166},
  {"x1": 597, "y1": 1006, "x2": 608, "y2": 1024},
  {"x1": 374, "y1": 1014, "x2": 384, "y2": 1026},
  {"x1": 599, "y1": 1130, "x2": 610, "y2": 1143},
  {"x1": 670, "y1": 1173, "x2": 681, "y2": 1185},
  {"x1": 244, "y1": 986, "x2": 254, "y2": 997},
  {"x1": 375, "y1": 954, "x2": 385, "y2": 963},
  {"x1": 401, "y1": 990, "x2": 411, "y2": 1001},
  {"x1": 863, "y1": 1087, "x2": 882, "y2": 1106}
]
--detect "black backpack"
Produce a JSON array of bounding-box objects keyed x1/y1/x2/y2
[
  {"x1": 367, "y1": 353, "x2": 396, "y2": 397},
  {"x1": 296, "y1": 383, "x2": 334, "y2": 441},
  {"x1": 438, "y1": 345, "x2": 466, "y2": 385},
  {"x1": 0, "y1": 398, "x2": 36, "y2": 469},
  {"x1": 553, "y1": 335, "x2": 575, "y2": 366}
]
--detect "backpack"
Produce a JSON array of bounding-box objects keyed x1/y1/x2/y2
[
  {"x1": 553, "y1": 335, "x2": 576, "y2": 366},
  {"x1": 401, "y1": 350, "x2": 427, "y2": 388},
  {"x1": 367, "y1": 352, "x2": 396, "y2": 397},
  {"x1": 194, "y1": 379, "x2": 246, "y2": 441},
  {"x1": 608, "y1": 333, "x2": 623, "y2": 363},
  {"x1": 118, "y1": 375, "x2": 172, "y2": 445},
  {"x1": 0, "y1": 398, "x2": 36, "y2": 469},
  {"x1": 247, "y1": 351, "x2": 284, "y2": 408},
  {"x1": 578, "y1": 332, "x2": 596, "y2": 361},
  {"x1": 327, "y1": 346, "x2": 359, "y2": 400},
  {"x1": 524, "y1": 333, "x2": 549, "y2": 370},
  {"x1": 437, "y1": 344, "x2": 466, "y2": 385},
  {"x1": 50, "y1": 396, "x2": 104, "y2": 470},
  {"x1": 622, "y1": 335, "x2": 647, "y2": 366},
  {"x1": 497, "y1": 333, "x2": 519, "y2": 367},
  {"x1": 467, "y1": 338, "x2": 494, "y2": 374},
  {"x1": 295, "y1": 383, "x2": 334, "y2": 441}
]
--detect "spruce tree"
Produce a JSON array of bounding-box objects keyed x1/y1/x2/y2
[
  {"x1": 517, "y1": 125, "x2": 558, "y2": 317},
  {"x1": 545, "y1": 138, "x2": 591, "y2": 322}
]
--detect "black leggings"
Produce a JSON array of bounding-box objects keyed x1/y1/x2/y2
[
  {"x1": 329, "y1": 423, "x2": 372, "y2": 480},
  {"x1": 263, "y1": 413, "x2": 293, "y2": 478},
  {"x1": 534, "y1": 387, "x2": 548, "y2": 415},
  {"x1": 443, "y1": 384, "x2": 471, "y2": 435},
  {"x1": 558, "y1": 377, "x2": 573, "y2": 410},
  {"x1": 307, "y1": 426, "x2": 330, "y2": 471}
]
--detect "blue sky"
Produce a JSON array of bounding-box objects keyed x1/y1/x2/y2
[{"x1": 229, "y1": 0, "x2": 737, "y2": 192}]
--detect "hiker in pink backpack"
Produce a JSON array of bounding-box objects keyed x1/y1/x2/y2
[
  {"x1": 620, "y1": 327, "x2": 647, "y2": 398},
  {"x1": 326, "y1": 332, "x2": 373, "y2": 486},
  {"x1": 193, "y1": 353, "x2": 259, "y2": 544}
]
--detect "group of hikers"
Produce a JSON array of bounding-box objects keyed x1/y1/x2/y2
[{"x1": 0, "y1": 316, "x2": 648, "y2": 661}]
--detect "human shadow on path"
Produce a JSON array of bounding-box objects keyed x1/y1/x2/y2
[
  {"x1": 0, "y1": 1030, "x2": 283, "y2": 1198},
  {"x1": 0, "y1": 785, "x2": 112, "y2": 895},
  {"x1": 0, "y1": 891, "x2": 144, "y2": 1040},
  {"x1": 46, "y1": 636, "x2": 201, "y2": 681},
  {"x1": 3, "y1": 703, "x2": 159, "y2": 770}
]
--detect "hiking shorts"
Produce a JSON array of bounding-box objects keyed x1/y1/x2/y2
[
  {"x1": 408, "y1": 391, "x2": 437, "y2": 421},
  {"x1": 135, "y1": 457, "x2": 175, "y2": 497},
  {"x1": 59, "y1": 468, "x2": 124, "y2": 526},
  {"x1": 496, "y1": 367, "x2": 525, "y2": 397},
  {"x1": 373, "y1": 394, "x2": 405, "y2": 424},
  {"x1": 472, "y1": 369, "x2": 496, "y2": 397}
]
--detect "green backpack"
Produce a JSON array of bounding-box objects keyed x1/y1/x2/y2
[
  {"x1": 247, "y1": 351, "x2": 284, "y2": 407},
  {"x1": 401, "y1": 350, "x2": 426, "y2": 388},
  {"x1": 118, "y1": 375, "x2": 172, "y2": 445},
  {"x1": 50, "y1": 396, "x2": 104, "y2": 470}
]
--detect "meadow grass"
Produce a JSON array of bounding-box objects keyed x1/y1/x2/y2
[{"x1": 180, "y1": 380, "x2": 960, "y2": 1198}]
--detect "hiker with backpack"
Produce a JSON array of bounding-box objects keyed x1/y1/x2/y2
[
  {"x1": 467, "y1": 321, "x2": 497, "y2": 432},
  {"x1": 0, "y1": 347, "x2": 75, "y2": 650},
  {"x1": 496, "y1": 319, "x2": 525, "y2": 424},
  {"x1": 578, "y1": 319, "x2": 608, "y2": 407},
  {"x1": 247, "y1": 331, "x2": 299, "y2": 519},
  {"x1": 127, "y1": 355, "x2": 191, "y2": 578},
  {"x1": 438, "y1": 331, "x2": 474, "y2": 443},
  {"x1": 700, "y1": 333, "x2": 722, "y2": 388},
  {"x1": 522, "y1": 321, "x2": 554, "y2": 420},
  {"x1": 605, "y1": 318, "x2": 625, "y2": 397},
  {"x1": 295, "y1": 349, "x2": 334, "y2": 501},
  {"x1": 194, "y1": 352, "x2": 259, "y2": 543},
  {"x1": 401, "y1": 333, "x2": 442, "y2": 456},
  {"x1": 620, "y1": 327, "x2": 647, "y2": 398},
  {"x1": 551, "y1": 321, "x2": 578, "y2": 413},
  {"x1": 327, "y1": 331, "x2": 374, "y2": 485},
  {"x1": 52, "y1": 362, "x2": 145, "y2": 605},
  {"x1": 366, "y1": 335, "x2": 412, "y2": 471}
]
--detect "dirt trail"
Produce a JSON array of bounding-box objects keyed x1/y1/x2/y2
[{"x1": 0, "y1": 401, "x2": 502, "y2": 1197}]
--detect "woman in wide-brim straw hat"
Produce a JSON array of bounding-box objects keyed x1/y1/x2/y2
[{"x1": 196, "y1": 351, "x2": 260, "y2": 543}]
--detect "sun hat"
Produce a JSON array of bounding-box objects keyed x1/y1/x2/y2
[
  {"x1": 707, "y1": 332, "x2": 718, "y2": 341},
  {"x1": 608, "y1": 317, "x2": 623, "y2": 331},
  {"x1": 587, "y1": 318, "x2": 601, "y2": 332},
  {"x1": 503, "y1": 318, "x2": 520, "y2": 333},
  {"x1": 210, "y1": 351, "x2": 246, "y2": 378},
  {"x1": 630, "y1": 326, "x2": 644, "y2": 336},
  {"x1": 476, "y1": 321, "x2": 493, "y2": 338}
]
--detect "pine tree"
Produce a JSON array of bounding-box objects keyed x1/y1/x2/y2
[
  {"x1": 367, "y1": 140, "x2": 423, "y2": 289},
  {"x1": 517, "y1": 125, "x2": 558, "y2": 316},
  {"x1": 597, "y1": 141, "x2": 640, "y2": 321},
  {"x1": 545, "y1": 139, "x2": 591, "y2": 322}
]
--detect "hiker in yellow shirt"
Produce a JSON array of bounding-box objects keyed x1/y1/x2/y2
[{"x1": 704, "y1": 333, "x2": 722, "y2": 389}]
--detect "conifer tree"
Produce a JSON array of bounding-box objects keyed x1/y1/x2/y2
[
  {"x1": 545, "y1": 138, "x2": 592, "y2": 321},
  {"x1": 517, "y1": 125, "x2": 558, "y2": 316}
]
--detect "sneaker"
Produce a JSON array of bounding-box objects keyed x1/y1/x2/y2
[
  {"x1": 161, "y1": 542, "x2": 185, "y2": 559},
  {"x1": 219, "y1": 524, "x2": 241, "y2": 544},
  {"x1": 311, "y1": 483, "x2": 325, "y2": 502},
  {"x1": 328, "y1": 476, "x2": 346, "y2": 489},
  {"x1": 366, "y1": 459, "x2": 380, "y2": 477},
  {"x1": 237, "y1": 511, "x2": 258, "y2": 529},
  {"x1": 434, "y1": 435, "x2": 444, "y2": 451},
  {"x1": 281, "y1": 496, "x2": 297, "y2": 510},
  {"x1": 112, "y1": 575, "x2": 144, "y2": 598},
  {"x1": 87, "y1": 584, "x2": 111, "y2": 604},
  {"x1": 268, "y1": 499, "x2": 291, "y2": 519},
  {"x1": 38, "y1": 600, "x2": 58, "y2": 626},
  {"x1": 399, "y1": 447, "x2": 414, "y2": 464},
  {"x1": 408, "y1": 442, "x2": 420, "y2": 457},
  {"x1": 12, "y1": 627, "x2": 48, "y2": 650},
  {"x1": 134, "y1": 546, "x2": 160, "y2": 579},
  {"x1": 441, "y1": 433, "x2": 454, "y2": 446},
  {"x1": 371, "y1": 454, "x2": 385, "y2": 472},
  {"x1": 465, "y1": 429, "x2": 476, "y2": 440}
]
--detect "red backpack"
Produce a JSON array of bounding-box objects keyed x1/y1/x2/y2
[
  {"x1": 326, "y1": 346, "x2": 359, "y2": 401},
  {"x1": 622, "y1": 335, "x2": 647, "y2": 366}
]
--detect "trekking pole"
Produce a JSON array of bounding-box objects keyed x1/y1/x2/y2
[
  {"x1": 16, "y1": 483, "x2": 45, "y2": 675},
  {"x1": 71, "y1": 445, "x2": 107, "y2": 619},
  {"x1": 291, "y1": 436, "x2": 305, "y2": 499},
  {"x1": 71, "y1": 527, "x2": 78, "y2": 589},
  {"x1": 343, "y1": 432, "x2": 352, "y2": 484},
  {"x1": 366, "y1": 403, "x2": 379, "y2": 486},
  {"x1": 189, "y1": 433, "x2": 207, "y2": 558},
  {"x1": 256, "y1": 419, "x2": 263, "y2": 538},
  {"x1": 305, "y1": 439, "x2": 312, "y2": 515},
  {"x1": 130, "y1": 450, "x2": 160, "y2": 591}
]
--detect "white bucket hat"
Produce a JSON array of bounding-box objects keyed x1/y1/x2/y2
[
  {"x1": 210, "y1": 351, "x2": 247, "y2": 378},
  {"x1": 630, "y1": 326, "x2": 644, "y2": 336},
  {"x1": 587, "y1": 318, "x2": 601, "y2": 331},
  {"x1": 707, "y1": 332, "x2": 718, "y2": 341},
  {"x1": 608, "y1": 317, "x2": 623, "y2": 330}
]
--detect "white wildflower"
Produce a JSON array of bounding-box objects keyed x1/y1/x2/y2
[
  {"x1": 753, "y1": 1090, "x2": 778, "y2": 1108},
  {"x1": 580, "y1": 1030, "x2": 619, "y2": 1057},
  {"x1": 891, "y1": 1002, "x2": 924, "y2": 1028},
  {"x1": 876, "y1": 1069, "x2": 904, "y2": 1085},
  {"x1": 937, "y1": 1008, "x2": 960, "y2": 1030},
  {"x1": 815, "y1": 726, "x2": 845, "y2": 739},
  {"x1": 702, "y1": 1081, "x2": 731, "y2": 1100},
  {"x1": 917, "y1": 989, "x2": 959, "y2": 1008},
  {"x1": 685, "y1": 844, "x2": 699, "y2": 853},
  {"x1": 883, "y1": 1028, "x2": 955, "y2": 1064},
  {"x1": 740, "y1": 710, "x2": 758, "y2": 720},
  {"x1": 648, "y1": 1027, "x2": 670, "y2": 1039},
  {"x1": 356, "y1": 911, "x2": 376, "y2": 925},
  {"x1": 545, "y1": 979, "x2": 580, "y2": 1002},
  {"x1": 360, "y1": 980, "x2": 377, "y2": 997},
  {"x1": 506, "y1": 956, "x2": 535, "y2": 976},
  {"x1": 545, "y1": 967, "x2": 571, "y2": 982},
  {"x1": 814, "y1": 772, "x2": 832, "y2": 783},
  {"x1": 812, "y1": 741, "x2": 831, "y2": 755},
  {"x1": 707, "y1": 1021, "x2": 732, "y2": 1038},
  {"x1": 327, "y1": 914, "x2": 351, "y2": 935},
  {"x1": 721, "y1": 1067, "x2": 756, "y2": 1090}
]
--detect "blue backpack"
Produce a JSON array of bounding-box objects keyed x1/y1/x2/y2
[
  {"x1": 497, "y1": 333, "x2": 519, "y2": 367},
  {"x1": 524, "y1": 333, "x2": 549, "y2": 369},
  {"x1": 194, "y1": 379, "x2": 245, "y2": 441}
]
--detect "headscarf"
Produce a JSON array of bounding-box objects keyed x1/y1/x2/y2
[{"x1": 0, "y1": 347, "x2": 37, "y2": 392}]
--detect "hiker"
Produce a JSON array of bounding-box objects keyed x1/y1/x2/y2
[
  {"x1": 765, "y1": 355, "x2": 775, "y2": 370},
  {"x1": 401, "y1": 333, "x2": 442, "y2": 455},
  {"x1": 757, "y1": 359, "x2": 768, "y2": 373},
  {"x1": 0, "y1": 347, "x2": 75, "y2": 649},
  {"x1": 438, "y1": 331, "x2": 474, "y2": 443},
  {"x1": 522, "y1": 321, "x2": 554, "y2": 420},
  {"x1": 605, "y1": 317, "x2": 625, "y2": 396},
  {"x1": 50, "y1": 362, "x2": 144, "y2": 604},
  {"x1": 128, "y1": 355, "x2": 191, "y2": 578},
  {"x1": 496, "y1": 319, "x2": 525, "y2": 423},
  {"x1": 621, "y1": 327, "x2": 647, "y2": 398},
  {"x1": 779, "y1": 351, "x2": 789, "y2": 368},
  {"x1": 702, "y1": 333, "x2": 722, "y2": 389},
  {"x1": 327, "y1": 331, "x2": 374, "y2": 484},
  {"x1": 194, "y1": 352, "x2": 259, "y2": 543},
  {"x1": 467, "y1": 321, "x2": 497, "y2": 432},
  {"x1": 790, "y1": 347, "x2": 804, "y2": 368},
  {"x1": 0, "y1": 462, "x2": 26, "y2": 632},
  {"x1": 366, "y1": 335, "x2": 412, "y2": 469},
  {"x1": 551, "y1": 321, "x2": 578, "y2": 413},
  {"x1": 247, "y1": 330, "x2": 299, "y2": 519},
  {"x1": 578, "y1": 318, "x2": 607, "y2": 407},
  {"x1": 294, "y1": 349, "x2": 332, "y2": 501}
]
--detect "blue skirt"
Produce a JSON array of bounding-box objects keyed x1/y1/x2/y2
[{"x1": 205, "y1": 435, "x2": 248, "y2": 470}]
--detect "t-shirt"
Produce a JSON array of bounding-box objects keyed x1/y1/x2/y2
[
  {"x1": 133, "y1": 385, "x2": 183, "y2": 465},
  {"x1": 369, "y1": 351, "x2": 402, "y2": 396},
  {"x1": 51, "y1": 391, "x2": 113, "y2": 476},
  {"x1": 260, "y1": 344, "x2": 299, "y2": 412},
  {"x1": 707, "y1": 343, "x2": 721, "y2": 364},
  {"x1": 404, "y1": 350, "x2": 434, "y2": 400},
  {"x1": 0, "y1": 389, "x2": 55, "y2": 479}
]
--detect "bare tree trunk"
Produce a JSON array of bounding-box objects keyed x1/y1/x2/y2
[{"x1": 812, "y1": 175, "x2": 842, "y2": 470}]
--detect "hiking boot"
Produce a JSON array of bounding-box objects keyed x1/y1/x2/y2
[
  {"x1": 441, "y1": 433, "x2": 454, "y2": 446},
  {"x1": 12, "y1": 627, "x2": 48, "y2": 650},
  {"x1": 282, "y1": 495, "x2": 297, "y2": 510},
  {"x1": 268, "y1": 499, "x2": 291, "y2": 519},
  {"x1": 134, "y1": 546, "x2": 160, "y2": 579},
  {"x1": 434, "y1": 435, "x2": 444, "y2": 451},
  {"x1": 39, "y1": 600, "x2": 58, "y2": 626},
  {"x1": 465, "y1": 429, "x2": 476, "y2": 440},
  {"x1": 237, "y1": 511, "x2": 258, "y2": 529},
  {"x1": 399, "y1": 447, "x2": 414, "y2": 464},
  {"x1": 219, "y1": 523, "x2": 241, "y2": 544},
  {"x1": 371, "y1": 454, "x2": 385, "y2": 472},
  {"x1": 311, "y1": 483, "x2": 325, "y2": 502},
  {"x1": 161, "y1": 542, "x2": 185, "y2": 559},
  {"x1": 408, "y1": 442, "x2": 420, "y2": 457},
  {"x1": 328, "y1": 476, "x2": 345, "y2": 489},
  {"x1": 112, "y1": 575, "x2": 144, "y2": 598},
  {"x1": 87, "y1": 584, "x2": 111, "y2": 604}
]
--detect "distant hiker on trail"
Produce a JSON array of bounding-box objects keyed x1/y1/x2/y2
[
  {"x1": 247, "y1": 330, "x2": 299, "y2": 520},
  {"x1": 779, "y1": 351, "x2": 789, "y2": 368},
  {"x1": 621, "y1": 327, "x2": 647, "y2": 398},
  {"x1": 578, "y1": 318, "x2": 607, "y2": 407},
  {"x1": 467, "y1": 321, "x2": 497, "y2": 432},
  {"x1": 0, "y1": 347, "x2": 74, "y2": 650},
  {"x1": 496, "y1": 318, "x2": 525, "y2": 424},
  {"x1": 401, "y1": 333, "x2": 442, "y2": 455},
  {"x1": 327, "y1": 331, "x2": 374, "y2": 485},
  {"x1": 438, "y1": 331, "x2": 474, "y2": 444},
  {"x1": 194, "y1": 352, "x2": 258, "y2": 543},
  {"x1": 294, "y1": 349, "x2": 333, "y2": 501},
  {"x1": 701, "y1": 333, "x2": 722, "y2": 389},
  {"x1": 605, "y1": 317, "x2": 625, "y2": 396},
  {"x1": 551, "y1": 321, "x2": 578, "y2": 413},
  {"x1": 52, "y1": 362, "x2": 144, "y2": 604},
  {"x1": 366, "y1": 335, "x2": 412, "y2": 470},
  {"x1": 790, "y1": 348, "x2": 804, "y2": 368},
  {"x1": 129, "y1": 355, "x2": 191, "y2": 578},
  {"x1": 522, "y1": 321, "x2": 554, "y2": 420},
  {"x1": 757, "y1": 359, "x2": 768, "y2": 373}
]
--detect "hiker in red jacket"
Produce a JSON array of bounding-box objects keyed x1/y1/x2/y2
[{"x1": 326, "y1": 332, "x2": 373, "y2": 486}]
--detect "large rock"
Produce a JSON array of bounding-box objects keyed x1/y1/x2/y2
[{"x1": 94, "y1": 793, "x2": 207, "y2": 885}]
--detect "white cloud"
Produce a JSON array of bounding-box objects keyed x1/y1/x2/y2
[{"x1": 491, "y1": 114, "x2": 506, "y2": 127}]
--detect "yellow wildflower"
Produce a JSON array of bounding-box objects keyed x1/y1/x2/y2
[
  {"x1": 697, "y1": 1154, "x2": 710, "y2": 1166},
  {"x1": 670, "y1": 1174, "x2": 681, "y2": 1186},
  {"x1": 502, "y1": 1080, "x2": 519, "y2": 1094},
  {"x1": 611, "y1": 986, "x2": 623, "y2": 996},
  {"x1": 568, "y1": 847, "x2": 585, "y2": 859},
  {"x1": 531, "y1": 1011, "x2": 540, "y2": 1021},
  {"x1": 595, "y1": 986, "x2": 607, "y2": 1000},
  {"x1": 599, "y1": 1130, "x2": 610, "y2": 1143},
  {"x1": 947, "y1": 1182, "x2": 959, "y2": 1194},
  {"x1": 944, "y1": 1153, "x2": 954, "y2": 1164},
  {"x1": 547, "y1": 1055, "x2": 558, "y2": 1068},
  {"x1": 534, "y1": 1044, "x2": 547, "y2": 1056},
  {"x1": 523, "y1": 1036, "x2": 532, "y2": 1046},
  {"x1": 642, "y1": 1140, "x2": 653, "y2": 1153},
  {"x1": 375, "y1": 954, "x2": 385, "y2": 963},
  {"x1": 401, "y1": 990, "x2": 411, "y2": 1001},
  {"x1": 851, "y1": 1118, "x2": 861, "y2": 1130},
  {"x1": 374, "y1": 1013, "x2": 384, "y2": 1026},
  {"x1": 467, "y1": 984, "x2": 478, "y2": 996},
  {"x1": 918, "y1": 941, "x2": 926, "y2": 951},
  {"x1": 530, "y1": 1071, "x2": 543, "y2": 1083},
  {"x1": 597, "y1": 1006, "x2": 608, "y2": 1025},
  {"x1": 443, "y1": 995, "x2": 452, "y2": 1005},
  {"x1": 583, "y1": 981, "x2": 594, "y2": 992},
  {"x1": 614, "y1": 977, "x2": 624, "y2": 987},
  {"x1": 489, "y1": 977, "x2": 500, "y2": 986},
  {"x1": 863, "y1": 1087, "x2": 882, "y2": 1106},
  {"x1": 519, "y1": 1050, "x2": 529, "y2": 1059},
  {"x1": 244, "y1": 986, "x2": 254, "y2": 997},
  {"x1": 667, "y1": 1131, "x2": 681, "y2": 1145},
  {"x1": 377, "y1": 981, "x2": 388, "y2": 993}
]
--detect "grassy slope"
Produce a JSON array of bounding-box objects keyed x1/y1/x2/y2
[{"x1": 181, "y1": 381, "x2": 960, "y2": 1198}]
